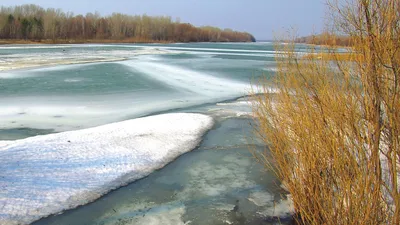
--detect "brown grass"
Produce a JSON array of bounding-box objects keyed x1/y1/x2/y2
[
  {"x1": 302, "y1": 52, "x2": 362, "y2": 61},
  {"x1": 296, "y1": 33, "x2": 352, "y2": 47}
]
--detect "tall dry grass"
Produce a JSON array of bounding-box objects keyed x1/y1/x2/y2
[{"x1": 252, "y1": 0, "x2": 400, "y2": 224}]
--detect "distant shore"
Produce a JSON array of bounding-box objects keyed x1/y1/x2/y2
[
  {"x1": 0, "y1": 39, "x2": 255, "y2": 45},
  {"x1": 0, "y1": 39, "x2": 173, "y2": 45}
]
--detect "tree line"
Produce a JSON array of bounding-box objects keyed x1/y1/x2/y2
[
  {"x1": 295, "y1": 32, "x2": 352, "y2": 46},
  {"x1": 0, "y1": 4, "x2": 256, "y2": 43}
]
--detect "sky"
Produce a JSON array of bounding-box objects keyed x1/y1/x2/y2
[{"x1": 0, "y1": 0, "x2": 328, "y2": 40}]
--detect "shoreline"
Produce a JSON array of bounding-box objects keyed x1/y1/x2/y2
[
  {"x1": 0, "y1": 39, "x2": 255, "y2": 45},
  {"x1": 30, "y1": 102, "x2": 293, "y2": 225}
]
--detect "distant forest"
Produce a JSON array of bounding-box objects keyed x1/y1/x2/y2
[
  {"x1": 295, "y1": 32, "x2": 352, "y2": 46},
  {"x1": 0, "y1": 4, "x2": 256, "y2": 43}
]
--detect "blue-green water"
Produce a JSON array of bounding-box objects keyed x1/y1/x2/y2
[
  {"x1": 0, "y1": 42, "x2": 283, "y2": 135},
  {"x1": 1, "y1": 42, "x2": 294, "y2": 224}
]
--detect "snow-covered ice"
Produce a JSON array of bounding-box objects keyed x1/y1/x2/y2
[
  {"x1": 0, "y1": 47, "x2": 173, "y2": 72},
  {"x1": 0, "y1": 113, "x2": 213, "y2": 225}
]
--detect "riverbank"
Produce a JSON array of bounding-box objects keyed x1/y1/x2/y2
[
  {"x1": 0, "y1": 39, "x2": 175, "y2": 45},
  {"x1": 0, "y1": 38, "x2": 255, "y2": 45}
]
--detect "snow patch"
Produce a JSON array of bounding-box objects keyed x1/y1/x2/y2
[
  {"x1": 248, "y1": 191, "x2": 274, "y2": 207},
  {"x1": 64, "y1": 78, "x2": 83, "y2": 83},
  {"x1": 119, "y1": 60, "x2": 249, "y2": 97},
  {"x1": 216, "y1": 101, "x2": 252, "y2": 107},
  {"x1": 0, "y1": 141, "x2": 12, "y2": 149},
  {"x1": 0, "y1": 113, "x2": 213, "y2": 225},
  {"x1": 212, "y1": 203, "x2": 236, "y2": 211}
]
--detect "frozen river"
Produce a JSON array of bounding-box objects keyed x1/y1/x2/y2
[{"x1": 0, "y1": 42, "x2": 299, "y2": 224}]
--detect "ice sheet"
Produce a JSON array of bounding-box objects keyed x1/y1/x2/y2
[{"x1": 0, "y1": 113, "x2": 213, "y2": 225}]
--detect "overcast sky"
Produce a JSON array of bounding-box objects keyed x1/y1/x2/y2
[{"x1": 1, "y1": 0, "x2": 327, "y2": 40}]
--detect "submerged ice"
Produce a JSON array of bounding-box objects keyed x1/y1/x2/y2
[{"x1": 0, "y1": 113, "x2": 213, "y2": 225}]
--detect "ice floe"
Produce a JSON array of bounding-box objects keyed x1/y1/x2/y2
[
  {"x1": 248, "y1": 191, "x2": 274, "y2": 207},
  {"x1": 0, "y1": 113, "x2": 213, "y2": 225},
  {"x1": 0, "y1": 47, "x2": 173, "y2": 72},
  {"x1": 176, "y1": 155, "x2": 256, "y2": 199},
  {"x1": 247, "y1": 190, "x2": 294, "y2": 219}
]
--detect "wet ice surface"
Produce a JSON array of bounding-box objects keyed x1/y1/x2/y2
[
  {"x1": 0, "y1": 58, "x2": 257, "y2": 133},
  {"x1": 0, "y1": 43, "x2": 278, "y2": 134},
  {"x1": 33, "y1": 108, "x2": 294, "y2": 225}
]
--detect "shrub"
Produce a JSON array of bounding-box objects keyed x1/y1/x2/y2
[{"x1": 252, "y1": 1, "x2": 400, "y2": 224}]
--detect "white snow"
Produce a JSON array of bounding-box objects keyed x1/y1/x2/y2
[
  {"x1": 0, "y1": 113, "x2": 214, "y2": 225},
  {"x1": 248, "y1": 191, "x2": 274, "y2": 207},
  {"x1": 0, "y1": 141, "x2": 12, "y2": 149},
  {"x1": 119, "y1": 61, "x2": 249, "y2": 97}
]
